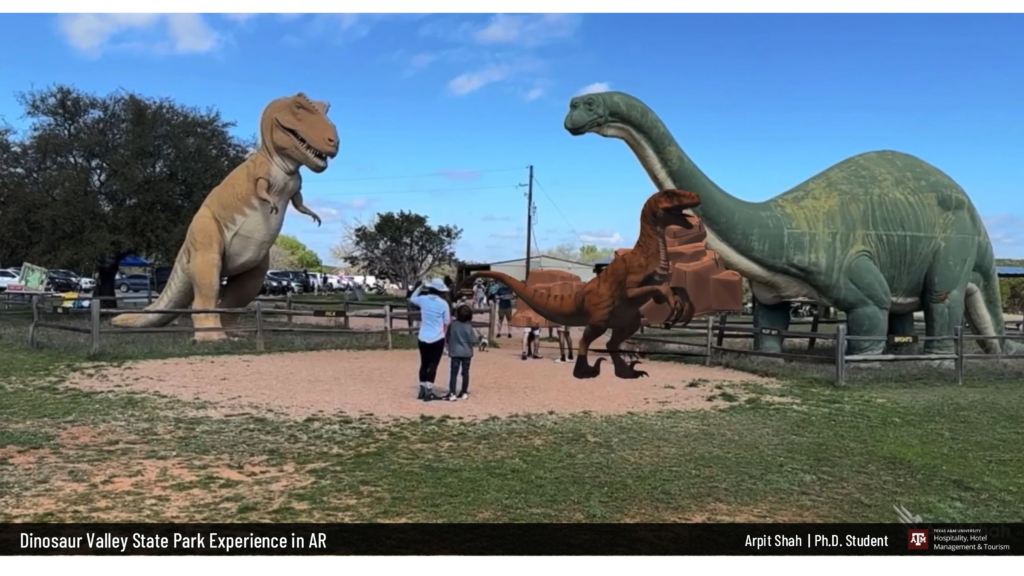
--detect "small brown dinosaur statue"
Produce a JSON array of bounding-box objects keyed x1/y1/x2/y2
[
  {"x1": 466, "y1": 189, "x2": 700, "y2": 379},
  {"x1": 110, "y1": 93, "x2": 338, "y2": 340}
]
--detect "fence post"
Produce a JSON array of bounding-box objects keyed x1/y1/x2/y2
[
  {"x1": 954, "y1": 326, "x2": 963, "y2": 386},
  {"x1": 488, "y1": 300, "x2": 497, "y2": 344},
  {"x1": 385, "y1": 304, "x2": 393, "y2": 350},
  {"x1": 342, "y1": 293, "x2": 350, "y2": 329},
  {"x1": 704, "y1": 315, "x2": 713, "y2": 367},
  {"x1": 716, "y1": 313, "x2": 727, "y2": 347},
  {"x1": 286, "y1": 292, "x2": 293, "y2": 325},
  {"x1": 28, "y1": 295, "x2": 40, "y2": 349},
  {"x1": 89, "y1": 296, "x2": 101, "y2": 357},
  {"x1": 808, "y1": 305, "x2": 821, "y2": 351},
  {"x1": 835, "y1": 324, "x2": 847, "y2": 386},
  {"x1": 255, "y1": 301, "x2": 265, "y2": 353}
]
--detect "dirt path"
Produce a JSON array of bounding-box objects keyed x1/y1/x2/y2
[{"x1": 67, "y1": 337, "x2": 769, "y2": 420}]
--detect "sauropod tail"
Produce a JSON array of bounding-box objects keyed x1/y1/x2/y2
[
  {"x1": 965, "y1": 270, "x2": 1022, "y2": 355},
  {"x1": 109, "y1": 250, "x2": 194, "y2": 328}
]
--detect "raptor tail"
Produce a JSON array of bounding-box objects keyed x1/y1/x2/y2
[
  {"x1": 468, "y1": 271, "x2": 583, "y2": 325},
  {"x1": 109, "y1": 248, "x2": 194, "y2": 328}
]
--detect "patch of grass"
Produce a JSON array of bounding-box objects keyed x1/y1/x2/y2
[
  {"x1": 3, "y1": 314, "x2": 1024, "y2": 523},
  {"x1": 717, "y1": 391, "x2": 739, "y2": 403},
  {"x1": 0, "y1": 429, "x2": 52, "y2": 449},
  {"x1": 0, "y1": 311, "x2": 415, "y2": 363}
]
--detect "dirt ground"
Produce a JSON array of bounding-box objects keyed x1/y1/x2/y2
[{"x1": 67, "y1": 332, "x2": 770, "y2": 420}]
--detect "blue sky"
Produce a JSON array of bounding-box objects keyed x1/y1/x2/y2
[{"x1": 1, "y1": 13, "x2": 1023, "y2": 263}]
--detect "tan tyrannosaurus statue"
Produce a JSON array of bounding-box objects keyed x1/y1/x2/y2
[
  {"x1": 111, "y1": 93, "x2": 339, "y2": 340},
  {"x1": 466, "y1": 189, "x2": 700, "y2": 379}
]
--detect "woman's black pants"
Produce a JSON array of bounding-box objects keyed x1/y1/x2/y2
[{"x1": 417, "y1": 338, "x2": 446, "y2": 384}]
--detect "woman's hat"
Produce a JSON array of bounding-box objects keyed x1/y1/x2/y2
[{"x1": 425, "y1": 278, "x2": 449, "y2": 292}]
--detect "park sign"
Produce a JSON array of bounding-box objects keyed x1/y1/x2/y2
[{"x1": 18, "y1": 263, "x2": 48, "y2": 292}]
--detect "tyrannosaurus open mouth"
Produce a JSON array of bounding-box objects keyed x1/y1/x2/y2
[{"x1": 278, "y1": 122, "x2": 334, "y2": 169}]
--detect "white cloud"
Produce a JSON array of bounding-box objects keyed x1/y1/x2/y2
[
  {"x1": 223, "y1": 14, "x2": 258, "y2": 22},
  {"x1": 473, "y1": 14, "x2": 581, "y2": 47},
  {"x1": 579, "y1": 230, "x2": 624, "y2": 246},
  {"x1": 165, "y1": 14, "x2": 219, "y2": 53},
  {"x1": 524, "y1": 87, "x2": 545, "y2": 101},
  {"x1": 984, "y1": 214, "x2": 1024, "y2": 255},
  {"x1": 490, "y1": 230, "x2": 522, "y2": 239},
  {"x1": 57, "y1": 13, "x2": 220, "y2": 56},
  {"x1": 410, "y1": 53, "x2": 437, "y2": 69},
  {"x1": 576, "y1": 82, "x2": 611, "y2": 96},
  {"x1": 447, "y1": 64, "x2": 511, "y2": 96},
  {"x1": 343, "y1": 198, "x2": 370, "y2": 210}
]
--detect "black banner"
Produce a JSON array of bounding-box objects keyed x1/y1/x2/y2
[{"x1": 1, "y1": 523, "x2": 1021, "y2": 555}]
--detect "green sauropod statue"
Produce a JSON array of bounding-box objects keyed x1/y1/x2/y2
[{"x1": 564, "y1": 90, "x2": 1019, "y2": 357}]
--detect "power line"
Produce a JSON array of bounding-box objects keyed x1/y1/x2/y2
[
  {"x1": 307, "y1": 167, "x2": 525, "y2": 183},
  {"x1": 326, "y1": 185, "x2": 520, "y2": 196},
  {"x1": 532, "y1": 177, "x2": 584, "y2": 245}
]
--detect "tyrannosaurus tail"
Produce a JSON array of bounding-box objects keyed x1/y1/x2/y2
[
  {"x1": 468, "y1": 271, "x2": 583, "y2": 325},
  {"x1": 109, "y1": 248, "x2": 194, "y2": 328}
]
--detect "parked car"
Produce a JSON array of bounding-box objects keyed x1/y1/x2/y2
[
  {"x1": 46, "y1": 270, "x2": 82, "y2": 293},
  {"x1": 150, "y1": 266, "x2": 172, "y2": 293},
  {"x1": 0, "y1": 269, "x2": 18, "y2": 292},
  {"x1": 117, "y1": 274, "x2": 151, "y2": 293},
  {"x1": 321, "y1": 274, "x2": 341, "y2": 291},
  {"x1": 51, "y1": 269, "x2": 92, "y2": 291},
  {"x1": 261, "y1": 274, "x2": 290, "y2": 296},
  {"x1": 267, "y1": 270, "x2": 306, "y2": 293}
]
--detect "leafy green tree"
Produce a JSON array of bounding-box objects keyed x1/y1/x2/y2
[
  {"x1": 578, "y1": 244, "x2": 615, "y2": 263},
  {"x1": 540, "y1": 243, "x2": 580, "y2": 261},
  {"x1": 274, "y1": 234, "x2": 322, "y2": 271},
  {"x1": 0, "y1": 85, "x2": 252, "y2": 306},
  {"x1": 999, "y1": 278, "x2": 1024, "y2": 314},
  {"x1": 336, "y1": 210, "x2": 462, "y2": 289}
]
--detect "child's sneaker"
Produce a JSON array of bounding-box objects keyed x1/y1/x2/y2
[
  {"x1": 521, "y1": 352, "x2": 528, "y2": 360},
  {"x1": 458, "y1": 392, "x2": 469, "y2": 401},
  {"x1": 554, "y1": 356, "x2": 567, "y2": 363}
]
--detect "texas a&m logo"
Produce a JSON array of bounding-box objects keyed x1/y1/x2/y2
[{"x1": 908, "y1": 529, "x2": 929, "y2": 550}]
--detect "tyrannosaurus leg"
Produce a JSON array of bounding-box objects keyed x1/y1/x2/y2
[
  {"x1": 606, "y1": 314, "x2": 647, "y2": 379},
  {"x1": 573, "y1": 324, "x2": 607, "y2": 379},
  {"x1": 188, "y1": 215, "x2": 227, "y2": 342},
  {"x1": 218, "y1": 254, "x2": 271, "y2": 338}
]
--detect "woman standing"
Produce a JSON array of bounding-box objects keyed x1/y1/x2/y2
[{"x1": 408, "y1": 278, "x2": 452, "y2": 401}]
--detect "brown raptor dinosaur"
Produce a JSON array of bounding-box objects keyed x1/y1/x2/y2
[
  {"x1": 466, "y1": 189, "x2": 700, "y2": 379},
  {"x1": 110, "y1": 93, "x2": 338, "y2": 340}
]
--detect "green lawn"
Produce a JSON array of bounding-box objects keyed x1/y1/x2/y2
[{"x1": 2, "y1": 312, "x2": 1023, "y2": 522}]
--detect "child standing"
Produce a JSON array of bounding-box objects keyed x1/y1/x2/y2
[
  {"x1": 445, "y1": 305, "x2": 486, "y2": 401},
  {"x1": 521, "y1": 323, "x2": 543, "y2": 360}
]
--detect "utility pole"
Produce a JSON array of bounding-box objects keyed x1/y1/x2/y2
[{"x1": 519, "y1": 165, "x2": 536, "y2": 280}]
